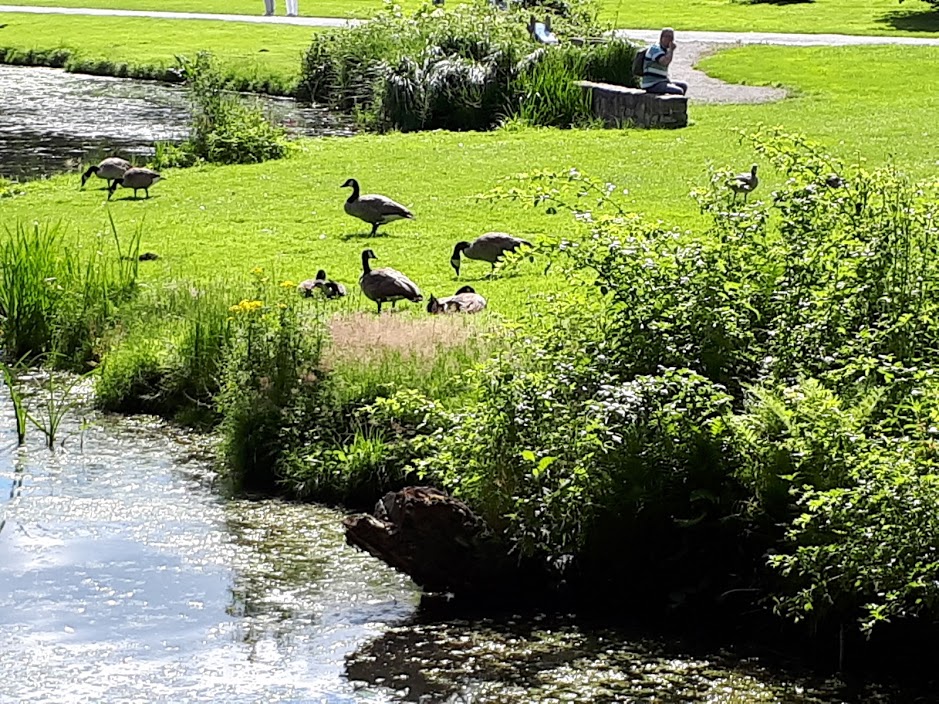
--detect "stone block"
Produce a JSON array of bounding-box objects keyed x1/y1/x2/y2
[{"x1": 576, "y1": 80, "x2": 688, "y2": 129}]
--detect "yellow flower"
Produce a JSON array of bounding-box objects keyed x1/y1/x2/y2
[
  {"x1": 280, "y1": 280, "x2": 297, "y2": 288},
  {"x1": 228, "y1": 299, "x2": 264, "y2": 314},
  {"x1": 251, "y1": 267, "x2": 265, "y2": 276}
]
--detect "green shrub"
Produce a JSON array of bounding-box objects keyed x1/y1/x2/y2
[
  {"x1": 217, "y1": 289, "x2": 331, "y2": 491},
  {"x1": 153, "y1": 52, "x2": 287, "y2": 168},
  {"x1": 298, "y1": 1, "x2": 636, "y2": 131},
  {"x1": 96, "y1": 281, "x2": 235, "y2": 423},
  {"x1": 447, "y1": 133, "x2": 939, "y2": 631}
]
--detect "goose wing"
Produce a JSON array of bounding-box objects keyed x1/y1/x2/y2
[
  {"x1": 470, "y1": 232, "x2": 529, "y2": 261},
  {"x1": 451, "y1": 292, "x2": 487, "y2": 313},
  {"x1": 359, "y1": 194, "x2": 414, "y2": 220}
]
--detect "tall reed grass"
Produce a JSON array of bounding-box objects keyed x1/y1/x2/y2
[{"x1": 0, "y1": 216, "x2": 139, "y2": 369}]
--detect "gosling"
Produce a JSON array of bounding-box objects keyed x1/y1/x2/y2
[{"x1": 729, "y1": 164, "x2": 759, "y2": 203}]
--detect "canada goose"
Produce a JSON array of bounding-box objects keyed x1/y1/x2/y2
[
  {"x1": 81, "y1": 157, "x2": 131, "y2": 189},
  {"x1": 341, "y1": 178, "x2": 414, "y2": 236},
  {"x1": 451, "y1": 232, "x2": 532, "y2": 276},
  {"x1": 427, "y1": 285, "x2": 487, "y2": 314},
  {"x1": 107, "y1": 167, "x2": 162, "y2": 200},
  {"x1": 298, "y1": 269, "x2": 347, "y2": 299},
  {"x1": 825, "y1": 173, "x2": 845, "y2": 189},
  {"x1": 359, "y1": 249, "x2": 422, "y2": 313},
  {"x1": 729, "y1": 165, "x2": 759, "y2": 202}
]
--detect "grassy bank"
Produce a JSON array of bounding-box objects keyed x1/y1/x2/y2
[
  {"x1": 2, "y1": 45, "x2": 938, "y2": 314},
  {"x1": 1, "y1": 0, "x2": 937, "y2": 34},
  {"x1": 0, "y1": 13, "x2": 315, "y2": 93}
]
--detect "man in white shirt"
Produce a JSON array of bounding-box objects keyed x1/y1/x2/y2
[{"x1": 641, "y1": 28, "x2": 688, "y2": 96}]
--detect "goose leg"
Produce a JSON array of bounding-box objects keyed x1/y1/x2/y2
[
  {"x1": 376, "y1": 300, "x2": 383, "y2": 314},
  {"x1": 370, "y1": 223, "x2": 379, "y2": 236},
  {"x1": 145, "y1": 188, "x2": 150, "y2": 199}
]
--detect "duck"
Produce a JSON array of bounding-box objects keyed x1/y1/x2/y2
[
  {"x1": 450, "y1": 232, "x2": 532, "y2": 276},
  {"x1": 427, "y1": 285, "x2": 487, "y2": 314},
  {"x1": 341, "y1": 178, "x2": 414, "y2": 236},
  {"x1": 729, "y1": 164, "x2": 759, "y2": 203},
  {"x1": 298, "y1": 269, "x2": 347, "y2": 299},
  {"x1": 81, "y1": 157, "x2": 131, "y2": 189},
  {"x1": 107, "y1": 167, "x2": 162, "y2": 200},
  {"x1": 359, "y1": 249, "x2": 422, "y2": 313}
]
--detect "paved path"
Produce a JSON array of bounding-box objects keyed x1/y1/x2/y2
[
  {"x1": 3, "y1": 5, "x2": 939, "y2": 44},
  {"x1": 1, "y1": 5, "x2": 939, "y2": 45},
  {"x1": 0, "y1": 4, "x2": 357, "y2": 26}
]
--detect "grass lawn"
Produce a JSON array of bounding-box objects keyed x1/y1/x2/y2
[
  {"x1": 0, "y1": 0, "x2": 937, "y2": 34},
  {"x1": 1, "y1": 44, "x2": 938, "y2": 318},
  {"x1": 0, "y1": 13, "x2": 317, "y2": 92}
]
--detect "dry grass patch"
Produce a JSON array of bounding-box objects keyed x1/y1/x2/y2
[{"x1": 324, "y1": 312, "x2": 498, "y2": 401}]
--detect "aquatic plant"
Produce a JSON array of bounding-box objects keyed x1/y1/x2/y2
[{"x1": 1, "y1": 360, "x2": 28, "y2": 445}]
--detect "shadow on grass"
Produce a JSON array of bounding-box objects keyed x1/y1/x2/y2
[{"x1": 876, "y1": 8, "x2": 939, "y2": 32}]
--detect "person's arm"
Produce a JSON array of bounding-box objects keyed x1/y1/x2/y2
[{"x1": 657, "y1": 43, "x2": 676, "y2": 67}]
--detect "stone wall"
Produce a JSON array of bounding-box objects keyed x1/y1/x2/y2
[{"x1": 576, "y1": 80, "x2": 688, "y2": 129}]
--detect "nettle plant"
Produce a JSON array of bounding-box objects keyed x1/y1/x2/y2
[{"x1": 438, "y1": 129, "x2": 939, "y2": 632}]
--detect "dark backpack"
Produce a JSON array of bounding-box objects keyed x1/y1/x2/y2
[{"x1": 631, "y1": 48, "x2": 647, "y2": 78}]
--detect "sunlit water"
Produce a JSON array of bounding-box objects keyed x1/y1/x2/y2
[
  {"x1": 0, "y1": 65, "x2": 353, "y2": 180},
  {"x1": 0, "y1": 381, "x2": 918, "y2": 703}
]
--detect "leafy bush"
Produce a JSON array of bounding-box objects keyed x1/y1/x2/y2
[
  {"x1": 0, "y1": 217, "x2": 139, "y2": 369},
  {"x1": 217, "y1": 285, "x2": 332, "y2": 491},
  {"x1": 428, "y1": 130, "x2": 939, "y2": 631},
  {"x1": 153, "y1": 52, "x2": 287, "y2": 168},
  {"x1": 298, "y1": 1, "x2": 636, "y2": 131}
]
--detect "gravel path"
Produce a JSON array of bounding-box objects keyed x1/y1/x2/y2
[{"x1": 3, "y1": 5, "x2": 938, "y2": 104}]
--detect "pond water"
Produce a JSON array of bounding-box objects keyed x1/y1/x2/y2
[
  {"x1": 0, "y1": 381, "x2": 917, "y2": 703},
  {"x1": 0, "y1": 65, "x2": 353, "y2": 181}
]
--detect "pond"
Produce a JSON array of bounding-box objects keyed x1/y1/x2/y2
[
  {"x1": 0, "y1": 380, "x2": 918, "y2": 703},
  {"x1": 0, "y1": 65, "x2": 353, "y2": 181}
]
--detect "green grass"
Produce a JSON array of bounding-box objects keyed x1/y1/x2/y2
[
  {"x1": 2, "y1": 45, "x2": 938, "y2": 319},
  {"x1": 0, "y1": 0, "x2": 937, "y2": 34},
  {"x1": 0, "y1": 13, "x2": 317, "y2": 93}
]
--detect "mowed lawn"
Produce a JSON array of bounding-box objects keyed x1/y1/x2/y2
[
  {"x1": 0, "y1": 13, "x2": 317, "y2": 89},
  {"x1": 2, "y1": 45, "x2": 938, "y2": 317},
  {"x1": 0, "y1": 0, "x2": 937, "y2": 34}
]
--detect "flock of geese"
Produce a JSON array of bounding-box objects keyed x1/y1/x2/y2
[
  {"x1": 80, "y1": 157, "x2": 779, "y2": 314},
  {"x1": 80, "y1": 159, "x2": 533, "y2": 315}
]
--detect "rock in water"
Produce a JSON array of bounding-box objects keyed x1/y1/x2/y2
[{"x1": 343, "y1": 486, "x2": 527, "y2": 595}]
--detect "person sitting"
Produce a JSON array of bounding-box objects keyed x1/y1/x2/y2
[{"x1": 641, "y1": 28, "x2": 688, "y2": 96}]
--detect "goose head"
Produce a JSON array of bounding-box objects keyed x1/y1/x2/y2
[
  {"x1": 80, "y1": 165, "x2": 99, "y2": 188},
  {"x1": 455, "y1": 285, "x2": 476, "y2": 295},
  {"x1": 107, "y1": 179, "x2": 123, "y2": 200},
  {"x1": 361, "y1": 248, "x2": 377, "y2": 273},
  {"x1": 451, "y1": 242, "x2": 470, "y2": 275},
  {"x1": 750, "y1": 164, "x2": 759, "y2": 177},
  {"x1": 315, "y1": 269, "x2": 328, "y2": 281}
]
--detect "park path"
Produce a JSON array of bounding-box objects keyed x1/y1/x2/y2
[
  {"x1": 2, "y1": 4, "x2": 938, "y2": 104},
  {"x1": 2, "y1": 5, "x2": 939, "y2": 44}
]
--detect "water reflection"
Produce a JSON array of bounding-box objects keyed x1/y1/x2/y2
[
  {"x1": 0, "y1": 390, "x2": 416, "y2": 703},
  {"x1": 0, "y1": 65, "x2": 354, "y2": 180}
]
